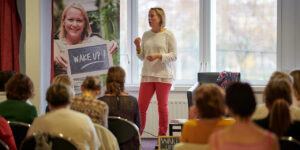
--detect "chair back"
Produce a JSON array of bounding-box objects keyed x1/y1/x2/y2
[
  {"x1": 7, "y1": 121, "x2": 30, "y2": 149},
  {"x1": 174, "y1": 142, "x2": 208, "y2": 150},
  {"x1": 280, "y1": 136, "x2": 300, "y2": 150},
  {"x1": 94, "y1": 123, "x2": 119, "y2": 150},
  {"x1": 20, "y1": 132, "x2": 77, "y2": 150},
  {"x1": 108, "y1": 116, "x2": 141, "y2": 149},
  {"x1": 0, "y1": 139, "x2": 9, "y2": 150}
]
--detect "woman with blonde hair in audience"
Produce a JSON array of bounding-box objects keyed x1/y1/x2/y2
[
  {"x1": 71, "y1": 76, "x2": 108, "y2": 127},
  {"x1": 290, "y1": 69, "x2": 300, "y2": 107},
  {"x1": 254, "y1": 80, "x2": 300, "y2": 140},
  {"x1": 99, "y1": 66, "x2": 140, "y2": 150},
  {"x1": 180, "y1": 84, "x2": 235, "y2": 144},
  {"x1": 209, "y1": 82, "x2": 279, "y2": 150}
]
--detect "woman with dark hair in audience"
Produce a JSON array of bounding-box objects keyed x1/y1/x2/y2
[
  {"x1": 254, "y1": 80, "x2": 300, "y2": 139},
  {"x1": 71, "y1": 76, "x2": 108, "y2": 127},
  {"x1": 98, "y1": 66, "x2": 141, "y2": 150},
  {"x1": 0, "y1": 74, "x2": 37, "y2": 124},
  {"x1": 181, "y1": 84, "x2": 234, "y2": 144},
  {"x1": 0, "y1": 117, "x2": 17, "y2": 150},
  {"x1": 209, "y1": 82, "x2": 279, "y2": 150}
]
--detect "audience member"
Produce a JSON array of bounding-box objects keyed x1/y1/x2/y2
[
  {"x1": 45, "y1": 74, "x2": 73, "y2": 112},
  {"x1": 71, "y1": 76, "x2": 108, "y2": 127},
  {"x1": 99, "y1": 66, "x2": 141, "y2": 150},
  {"x1": 0, "y1": 74, "x2": 37, "y2": 124},
  {"x1": 181, "y1": 84, "x2": 235, "y2": 144},
  {"x1": 290, "y1": 69, "x2": 300, "y2": 107},
  {"x1": 0, "y1": 117, "x2": 17, "y2": 150},
  {"x1": 252, "y1": 71, "x2": 300, "y2": 120},
  {"x1": 209, "y1": 82, "x2": 279, "y2": 150},
  {"x1": 254, "y1": 80, "x2": 300, "y2": 139},
  {"x1": 0, "y1": 70, "x2": 16, "y2": 102},
  {"x1": 27, "y1": 84, "x2": 100, "y2": 150}
]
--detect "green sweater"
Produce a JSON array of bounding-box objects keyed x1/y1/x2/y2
[{"x1": 0, "y1": 99, "x2": 37, "y2": 124}]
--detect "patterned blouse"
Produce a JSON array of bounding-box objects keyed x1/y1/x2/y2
[{"x1": 71, "y1": 94, "x2": 108, "y2": 127}]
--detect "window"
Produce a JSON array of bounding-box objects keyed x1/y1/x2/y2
[
  {"x1": 120, "y1": 0, "x2": 278, "y2": 86},
  {"x1": 211, "y1": 0, "x2": 277, "y2": 84}
]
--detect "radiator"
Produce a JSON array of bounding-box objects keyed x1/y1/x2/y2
[{"x1": 142, "y1": 100, "x2": 188, "y2": 138}]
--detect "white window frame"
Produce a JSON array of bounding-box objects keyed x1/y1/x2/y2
[{"x1": 124, "y1": 0, "x2": 300, "y2": 87}]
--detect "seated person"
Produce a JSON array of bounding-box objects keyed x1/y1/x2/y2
[
  {"x1": 46, "y1": 74, "x2": 73, "y2": 113},
  {"x1": 98, "y1": 66, "x2": 141, "y2": 150},
  {"x1": 0, "y1": 73, "x2": 37, "y2": 124},
  {"x1": 99, "y1": 66, "x2": 141, "y2": 128},
  {"x1": 254, "y1": 80, "x2": 300, "y2": 140},
  {"x1": 209, "y1": 82, "x2": 279, "y2": 150},
  {"x1": 252, "y1": 71, "x2": 300, "y2": 121},
  {"x1": 181, "y1": 84, "x2": 235, "y2": 144},
  {"x1": 0, "y1": 117, "x2": 17, "y2": 150},
  {"x1": 27, "y1": 84, "x2": 100, "y2": 150},
  {"x1": 0, "y1": 70, "x2": 16, "y2": 103},
  {"x1": 71, "y1": 76, "x2": 108, "y2": 127}
]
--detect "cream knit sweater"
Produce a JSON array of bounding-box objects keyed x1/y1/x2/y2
[{"x1": 137, "y1": 29, "x2": 177, "y2": 82}]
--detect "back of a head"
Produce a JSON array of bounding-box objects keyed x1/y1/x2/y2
[
  {"x1": 81, "y1": 76, "x2": 101, "y2": 91},
  {"x1": 5, "y1": 73, "x2": 33, "y2": 101},
  {"x1": 193, "y1": 84, "x2": 225, "y2": 118},
  {"x1": 46, "y1": 84, "x2": 71, "y2": 107},
  {"x1": 226, "y1": 82, "x2": 256, "y2": 118},
  {"x1": 265, "y1": 80, "x2": 292, "y2": 137},
  {"x1": 269, "y1": 71, "x2": 292, "y2": 85},
  {"x1": 105, "y1": 66, "x2": 125, "y2": 96},
  {"x1": 0, "y1": 70, "x2": 16, "y2": 91},
  {"x1": 52, "y1": 74, "x2": 72, "y2": 87},
  {"x1": 264, "y1": 79, "x2": 292, "y2": 106}
]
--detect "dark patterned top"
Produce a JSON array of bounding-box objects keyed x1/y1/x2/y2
[
  {"x1": 98, "y1": 95, "x2": 141, "y2": 150},
  {"x1": 71, "y1": 94, "x2": 108, "y2": 127},
  {"x1": 98, "y1": 95, "x2": 141, "y2": 129}
]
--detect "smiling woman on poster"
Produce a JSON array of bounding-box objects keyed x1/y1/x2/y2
[
  {"x1": 134, "y1": 7, "x2": 177, "y2": 136},
  {"x1": 54, "y1": 3, "x2": 118, "y2": 76}
]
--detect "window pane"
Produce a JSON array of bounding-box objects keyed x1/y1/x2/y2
[
  {"x1": 213, "y1": 0, "x2": 277, "y2": 84},
  {"x1": 138, "y1": 0, "x2": 200, "y2": 84}
]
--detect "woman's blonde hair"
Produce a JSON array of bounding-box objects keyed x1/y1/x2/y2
[
  {"x1": 81, "y1": 76, "x2": 101, "y2": 91},
  {"x1": 150, "y1": 7, "x2": 166, "y2": 28},
  {"x1": 59, "y1": 3, "x2": 92, "y2": 41},
  {"x1": 52, "y1": 74, "x2": 72, "y2": 87}
]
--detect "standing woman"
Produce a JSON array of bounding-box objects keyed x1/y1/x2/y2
[{"x1": 134, "y1": 7, "x2": 177, "y2": 136}]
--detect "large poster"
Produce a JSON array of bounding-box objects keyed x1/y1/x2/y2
[{"x1": 52, "y1": 0, "x2": 120, "y2": 95}]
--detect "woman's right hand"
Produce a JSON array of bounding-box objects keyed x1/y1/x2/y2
[
  {"x1": 134, "y1": 37, "x2": 141, "y2": 50},
  {"x1": 54, "y1": 43, "x2": 68, "y2": 69}
]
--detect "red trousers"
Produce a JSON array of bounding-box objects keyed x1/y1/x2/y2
[{"x1": 138, "y1": 82, "x2": 172, "y2": 136}]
